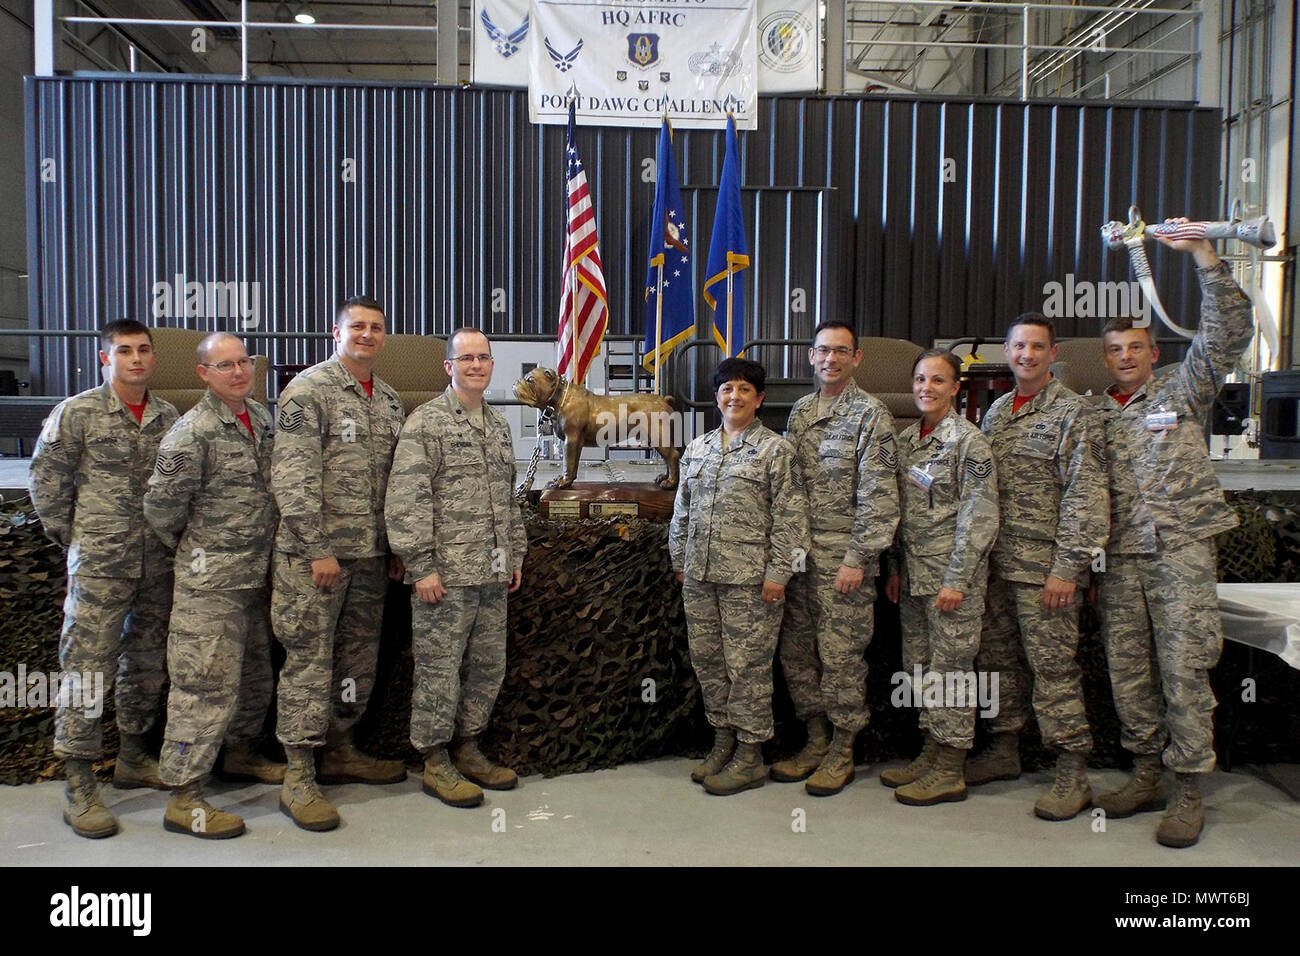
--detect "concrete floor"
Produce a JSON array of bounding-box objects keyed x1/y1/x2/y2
[{"x1": 4, "y1": 759, "x2": 1298, "y2": 866}]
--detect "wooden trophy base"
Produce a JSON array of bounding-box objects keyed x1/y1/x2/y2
[{"x1": 538, "y1": 482, "x2": 677, "y2": 522}]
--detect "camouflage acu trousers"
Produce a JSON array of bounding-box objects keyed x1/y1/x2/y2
[
  {"x1": 408, "y1": 583, "x2": 509, "y2": 753},
  {"x1": 899, "y1": 589, "x2": 985, "y2": 750},
  {"x1": 779, "y1": 553, "x2": 875, "y2": 733},
  {"x1": 1100, "y1": 540, "x2": 1222, "y2": 774},
  {"x1": 159, "y1": 585, "x2": 274, "y2": 786},
  {"x1": 682, "y1": 577, "x2": 784, "y2": 744},
  {"x1": 976, "y1": 577, "x2": 1093, "y2": 753},
  {"x1": 272, "y1": 552, "x2": 387, "y2": 748},
  {"x1": 54, "y1": 572, "x2": 172, "y2": 760}
]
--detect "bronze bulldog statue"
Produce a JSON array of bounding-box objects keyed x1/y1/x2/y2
[{"x1": 513, "y1": 367, "x2": 681, "y2": 490}]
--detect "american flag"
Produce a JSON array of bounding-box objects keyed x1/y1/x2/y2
[{"x1": 556, "y1": 100, "x2": 608, "y2": 386}]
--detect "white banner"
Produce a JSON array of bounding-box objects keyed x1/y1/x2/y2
[
  {"x1": 756, "y1": 0, "x2": 821, "y2": 93},
  {"x1": 527, "y1": 0, "x2": 758, "y2": 129},
  {"x1": 473, "y1": 0, "x2": 533, "y2": 88}
]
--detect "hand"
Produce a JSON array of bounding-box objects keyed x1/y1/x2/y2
[
  {"x1": 414, "y1": 571, "x2": 446, "y2": 604},
  {"x1": 761, "y1": 580, "x2": 786, "y2": 604},
  {"x1": 388, "y1": 555, "x2": 405, "y2": 581},
  {"x1": 311, "y1": 555, "x2": 341, "y2": 589},
  {"x1": 933, "y1": 587, "x2": 963, "y2": 612},
  {"x1": 1041, "y1": 575, "x2": 1077, "y2": 611},
  {"x1": 509, "y1": 569, "x2": 523, "y2": 594},
  {"x1": 834, "y1": 565, "x2": 865, "y2": 595},
  {"x1": 1156, "y1": 216, "x2": 1218, "y2": 267},
  {"x1": 886, "y1": 574, "x2": 901, "y2": 604},
  {"x1": 675, "y1": 572, "x2": 684, "y2": 584}
]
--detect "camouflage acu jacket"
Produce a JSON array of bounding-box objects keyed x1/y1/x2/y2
[
  {"x1": 669, "y1": 419, "x2": 810, "y2": 587},
  {"x1": 1097, "y1": 262, "x2": 1253, "y2": 554},
  {"x1": 143, "y1": 390, "x2": 276, "y2": 589},
  {"x1": 895, "y1": 407, "x2": 1000, "y2": 596},
  {"x1": 785, "y1": 380, "x2": 900, "y2": 575},
  {"x1": 271, "y1": 357, "x2": 406, "y2": 560},
  {"x1": 29, "y1": 381, "x2": 179, "y2": 579},
  {"x1": 385, "y1": 386, "x2": 526, "y2": 587},
  {"x1": 981, "y1": 376, "x2": 1109, "y2": 586}
]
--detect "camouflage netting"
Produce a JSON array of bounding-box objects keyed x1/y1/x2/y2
[{"x1": 3, "y1": 491, "x2": 1300, "y2": 784}]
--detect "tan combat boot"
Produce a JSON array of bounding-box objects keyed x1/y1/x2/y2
[
  {"x1": 422, "y1": 746, "x2": 485, "y2": 808},
  {"x1": 318, "y1": 729, "x2": 407, "y2": 785},
  {"x1": 279, "y1": 746, "x2": 340, "y2": 831},
  {"x1": 63, "y1": 758, "x2": 118, "y2": 839},
  {"x1": 218, "y1": 746, "x2": 286, "y2": 784},
  {"x1": 1156, "y1": 773, "x2": 1205, "y2": 849},
  {"x1": 805, "y1": 727, "x2": 856, "y2": 796},
  {"x1": 452, "y1": 737, "x2": 518, "y2": 790},
  {"x1": 895, "y1": 744, "x2": 967, "y2": 806},
  {"x1": 1034, "y1": 752, "x2": 1093, "y2": 821},
  {"x1": 164, "y1": 778, "x2": 246, "y2": 839},
  {"x1": 703, "y1": 741, "x2": 766, "y2": 796},
  {"x1": 113, "y1": 732, "x2": 167, "y2": 790},
  {"x1": 964, "y1": 732, "x2": 1021, "y2": 786},
  {"x1": 769, "y1": 716, "x2": 831, "y2": 783},
  {"x1": 1094, "y1": 756, "x2": 1166, "y2": 818},
  {"x1": 879, "y1": 735, "x2": 940, "y2": 789},
  {"x1": 690, "y1": 728, "x2": 737, "y2": 784}
]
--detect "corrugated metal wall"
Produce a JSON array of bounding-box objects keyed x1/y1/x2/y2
[{"x1": 26, "y1": 78, "x2": 1221, "y2": 395}]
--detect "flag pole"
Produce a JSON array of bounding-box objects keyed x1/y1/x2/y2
[
  {"x1": 654, "y1": 261, "x2": 664, "y2": 394},
  {"x1": 725, "y1": 270, "x2": 733, "y2": 358},
  {"x1": 653, "y1": 103, "x2": 670, "y2": 395},
  {"x1": 567, "y1": 87, "x2": 580, "y2": 385}
]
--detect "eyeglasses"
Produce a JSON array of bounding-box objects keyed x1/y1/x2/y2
[
  {"x1": 200, "y1": 358, "x2": 254, "y2": 373},
  {"x1": 812, "y1": 346, "x2": 853, "y2": 358},
  {"x1": 449, "y1": 354, "x2": 494, "y2": 364}
]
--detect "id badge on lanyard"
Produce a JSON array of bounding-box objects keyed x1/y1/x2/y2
[
  {"x1": 908, "y1": 464, "x2": 934, "y2": 490},
  {"x1": 1145, "y1": 404, "x2": 1178, "y2": 435}
]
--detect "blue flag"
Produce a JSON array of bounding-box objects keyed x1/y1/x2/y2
[
  {"x1": 643, "y1": 118, "x2": 694, "y2": 376},
  {"x1": 703, "y1": 114, "x2": 749, "y2": 358}
]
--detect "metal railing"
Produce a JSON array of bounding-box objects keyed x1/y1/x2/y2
[
  {"x1": 843, "y1": 0, "x2": 1203, "y2": 99},
  {"x1": 37, "y1": 0, "x2": 460, "y2": 82}
]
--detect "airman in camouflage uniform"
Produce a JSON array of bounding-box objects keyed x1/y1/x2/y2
[
  {"x1": 1093, "y1": 229, "x2": 1254, "y2": 849},
  {"x1": 29, "y1": 319, "x2": 178, "y2": 838},
  {"x1": 971, "y1": 316, "x2": 1110, "y2": 821},
  {"x1": 669, "y1": 358, "x2": 810, "y2": 796},
  {"x1": 143, "y1": 333, "x2": 282, "y2": 840},
  {"x1": 881, "y1": 351, "x2": 999, "y2": 807},
  {"x1": 385, "y1": 328, "x2": 527, "y2": 810},
  {"x1": 271, "y1": 296, "x2": 409, "y2": 832},
  {"x1": 773, "y1": 321, "x2": 900, "y2": 797}
]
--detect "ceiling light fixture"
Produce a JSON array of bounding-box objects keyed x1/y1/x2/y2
[{"x1": 293, "y1": 4, "x2": 316, "y2": 24}]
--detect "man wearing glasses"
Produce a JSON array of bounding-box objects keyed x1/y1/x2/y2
[
  {"x1": 271, "y1": 296, "x2": 409, "y2": 831},
  {"x1": 144, "y1": 333, "x2": 282, "y2": 839},
  {"x1": 30, "y1": 319, "x2": 178, "y2": 838},
  {"x1": 386, "y1": 328, "x2": 526, "y2": 809},
  {"x1": 772, "y1": 321, "x2": 899, "y2": 796}
]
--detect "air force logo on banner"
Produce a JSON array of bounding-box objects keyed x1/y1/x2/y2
[
  {"x1": 545, "y1": 36, "x2": 584, "y2": 72},
  {"x1": 758, "y1": 11, "x2": 814, "y2": 73},
  {"x1": 626, "y1": 32, "x2": 660, "y2": 70},
  {"x1": 480, "y1": 8, "x2": 529, "y2": 58},
  {"x1": 688, "y1": 42, "x2": 742, "y2": 78}
]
